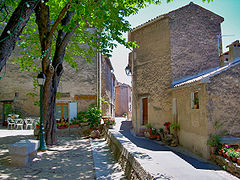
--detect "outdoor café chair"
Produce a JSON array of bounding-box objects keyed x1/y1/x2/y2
[
  {"x1": 7, "y1": 117, "x2": 15, "y2": 129},
  {"x1": 24, "y1": 118, "x2": 34, "y2": 130},
  {"x1": 15, "y1": 119, "x2": 24, "y2": 130}
]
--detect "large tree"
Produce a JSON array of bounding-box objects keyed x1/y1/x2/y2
[{"x1": 14, "y1": 0, "x2": 164, "y2": 145}]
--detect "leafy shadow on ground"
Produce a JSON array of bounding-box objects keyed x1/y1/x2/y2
[{"x1": 0, "y1": 134, "x2": 95, "y2": 180}]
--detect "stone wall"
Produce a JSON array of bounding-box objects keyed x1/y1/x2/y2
[
  {"x1": 211, "y1": 155, "x2": 240, "y2": 178},
  {"x1": 169, "y1": 2, "x2": 224, "y2": 81},
  {"x1": 104, "y1": 127, "x2": 153, "y2": 180},
  {"x1": 0, "y1": 49, "x2": 99, "y2": 122},
  {"x1": 0, "y1": 57, "x2": 40, "y2": 121},
  {"x1": 101, "y1": 56, "x2": 115, "y2": 117},
  {"x1": 129, "y1": 16, "x2": 172, "y2": 132},
  {"x1": 206, "y1": 63, "x2": 240, "y2": 137}
]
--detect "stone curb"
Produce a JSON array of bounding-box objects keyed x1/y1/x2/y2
[{"x1": 103, "y1": 127, "x2": 154, "y2": 180}]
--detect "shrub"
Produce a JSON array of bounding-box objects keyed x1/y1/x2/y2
[
  {"x1": 86, "y1": 106, "x2": 102, "y2": 129},
  {"x1": 77, "y1": 111, "x2": 88, "y2": 122}
]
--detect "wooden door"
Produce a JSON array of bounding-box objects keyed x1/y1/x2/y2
[{"x1": 142, "y1": 98, "x2": 148, "y2": 125}]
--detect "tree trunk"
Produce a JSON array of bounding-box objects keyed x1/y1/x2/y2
[
  {"x1": 35, "y1": 3, "x2": 74, "y2": 145},
  {"x1": 44, "y1": 11, "x2": 75, "y2": 145},
  {"x1": 0, "y1": 0, "x2": 39, "y2": 72}
]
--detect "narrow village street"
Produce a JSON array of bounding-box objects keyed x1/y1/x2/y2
[
  {"x1": 107, "y1": 117, "x2": 239, "y2": 180},
  {"x1": 0, "y1": 1, "x2": 239, "y2": 180},
  {"x1": 0, "y1": 118, "x2": 239, "y2": 180}
]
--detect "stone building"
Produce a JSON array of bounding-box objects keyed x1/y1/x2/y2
[
  {"x1": 0, "y1": 50, "x2": 115, "y2": 125},
  {"x1": 128, "y1": 2, "x2": 240, "y2": 159},
  {"x1": 101, "y1": 56, "x2": 116, "y2": 118},
  {"x1": 115, "y1": 82, "x2": 132, "y2": 119}
]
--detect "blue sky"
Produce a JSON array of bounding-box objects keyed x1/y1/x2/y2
[{"x1": 111, "y1": 0, "x2": 240, "y2": 85}]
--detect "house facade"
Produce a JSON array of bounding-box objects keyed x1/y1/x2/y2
[
  {"x1": 0, "y1": 50, "x2": 115, "y2": 125},
  {"x1": 101, "y1": 56, "x2": 116, "y2": 118},
  {"x1": 128, "y1": 2, "x2": 240, "y2": 159},
  {"x1": 115, "y1": 82, "x2": 132, "y2": 119}
]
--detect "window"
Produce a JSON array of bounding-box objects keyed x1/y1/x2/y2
[
  {"x1": 225, "y1": 58, "x2": 228, "y2": 61},
  {"x1": 56, "y1": 103, "x2": 69, "y2": 123},
  {"x1": 191, "y1": 92, "x2": 199, "y2": 109}
]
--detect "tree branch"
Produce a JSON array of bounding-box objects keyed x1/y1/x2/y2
[
  {"x1": 0, "y1": 0, "x2": 40, "y2": 72},
  {"x1": 46, "y1": 1, "x2": 71, "y2": 47}
]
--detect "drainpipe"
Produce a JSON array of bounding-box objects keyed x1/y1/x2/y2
[
  {"x1": 97, "y1": 53, "x2": 99, "y2": 107},
  {"x1": 99, "y1": 53, "x2": 102, "y2": 112}
]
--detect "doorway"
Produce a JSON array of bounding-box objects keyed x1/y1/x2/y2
[{"x1": 141, "y1": 97, "x2": 148, "y2": 125}]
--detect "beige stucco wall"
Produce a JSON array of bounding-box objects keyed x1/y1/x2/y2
[
  {"x1": 129, "y1": 16, "x2": 172, "y2": 132},
  {"x1": 171, "y1": 83, "x2": 209, "y2": 159},
  {"x1": 115, "y1": 84, "x2": 131, "y2": 117}
]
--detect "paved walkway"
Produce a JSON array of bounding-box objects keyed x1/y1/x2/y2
[
  {"x1": 91, "y1": 138, "x2": 125, "y2": 179},
  {"x1": 112, "y1": 117, "x2": 239, "y2": 180},
  {"x1": 0, "y1": 130, "x2": 95, "y2": 179}
]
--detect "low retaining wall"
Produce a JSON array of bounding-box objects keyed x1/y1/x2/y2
[
  {"x1": 211, "y1": 155, "x2": 240, "y2": 178},
  {"x1": 103, "y1": 127, "x2": 153, "y2": 180}
]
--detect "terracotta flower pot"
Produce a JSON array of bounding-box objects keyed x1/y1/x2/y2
[
  {"x1": 232, "y1": 157, "x2": 237, "y2": 162},
  {"x1": 69, "y1": 124, "x2": 79, "y2": 128},
  {"x1": 227, "y1": 156, "x2": 231, "y2": 161},
  {"x1": 237, "y1": 158, "x2": 240, "y2": 165},
  {"x1": 57, "y1": 126, "x2": 68, "y2": 129},
  {"x1": 218, "y1": 151, "x2": 222, "y2": 156}
]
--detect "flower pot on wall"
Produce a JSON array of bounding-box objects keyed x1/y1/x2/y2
[
  {"x1": 237, "y1": 158, "x2": 240, "y2": 165},
  {"x1": 232, "y1": 157, "x2": 237, "y2": 162}
]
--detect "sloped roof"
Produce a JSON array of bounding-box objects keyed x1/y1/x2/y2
[
  {"x1": 219, "y1": 51, "x2": 229, "y2": 57},
  {"x1": 171, "y1": 57, "x2": 240, "y2": 88},
  {"x1": 131, "y1": 2, "x2": 223, "y2": 33}
]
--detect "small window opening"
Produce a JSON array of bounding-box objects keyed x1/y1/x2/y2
[{"x1": 191, "y1": 92, "x2": 199, "y2": 109}]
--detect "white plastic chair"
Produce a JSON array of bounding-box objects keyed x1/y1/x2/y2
[
  {"x1": 7, "y1": 117, "x2": 15, "y2": 129},
  {"x1": 24, "y1": 118, "x2": 34, "y2": 130},
  {"x1": 15, "y1": 119, "x2": 24, "y2": 130}
]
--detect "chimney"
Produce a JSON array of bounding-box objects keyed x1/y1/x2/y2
[{"x1": 226, "y1": 40, "x2": 240, "y2": 61}]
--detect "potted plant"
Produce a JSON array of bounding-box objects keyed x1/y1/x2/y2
[
  {"x1": 77, "y1": 111, "x2": 89, "y2": 126},
  {"x1": 193, "y1": 96, "x2": 199, "y2": 109},
  {"x1": 57, "y1": 122, "x2": 69, "y2": 129},
  {"x1": 157, "y1": 128, "x2": 164, "y2": 140},
  {"x1": 122, "y1": 112, "x2": 127, "y2": 118},
  {"x1": 104, "y1": 118, "x2": 115, "y2": 129},
  {"x1": 237, "y1": 152, "x2": 240, "y2": 165},
  {"x1": 150, "y1": 128, "x2": 158, "y2": 140},
  {"x1": 207, "y1": 134, "x2": 221, "y2": 154},
  {"x1": 86, "y1": 106, "x2": 102, "y2": 131},
  {"x1": 170, "y1": 123, "x2": 180, "y2": 134},
  {"x1": 163, "y1": 122, "x2": 171, "y2": 134},
  {"x1": 144, "y1": 124, "x2": 152, "y2": 138},
  {"x1": 231, "y1": 151, "x2": 238, "y2": 162},
  {"x1": 207, "y1": 121, "x2": 227, "y2": 154},
  {"x1": 69, "y1": 119, "x2": 79, "y2": 128},
  {"x1": 34, "y1": 121, "x2": 40, "y2": 136}
]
